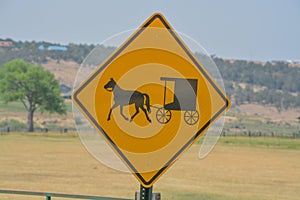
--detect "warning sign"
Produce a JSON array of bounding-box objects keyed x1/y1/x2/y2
[{"x1": 72, "y1": 13, "x2": 230, "y2": 188}]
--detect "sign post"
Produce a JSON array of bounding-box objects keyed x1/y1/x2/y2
[
  {"x1": 139, "y1": 185, "x2": 152, "y2": 200},
  {"x1": 72, "y1": 12, "x2": 230, "y2": 198}
]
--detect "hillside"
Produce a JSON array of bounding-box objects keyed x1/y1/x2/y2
[
  {"x1": 42, "y1": 60, "x2": 80, "y2": 88},
  {"x1": 0, "y1": 38, "x2": 299, "y2": 134},
  {"x1": 1, "y1": 38, "x2": 299, "y2": 110}
]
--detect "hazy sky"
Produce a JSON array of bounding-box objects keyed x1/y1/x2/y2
[{"x1": 0, "y1": 0, "x2": 299, "y2": 61}]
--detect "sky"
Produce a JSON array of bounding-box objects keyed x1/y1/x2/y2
[{"x1": 0, "y1": 0, "x2": 299, "y2": 61}]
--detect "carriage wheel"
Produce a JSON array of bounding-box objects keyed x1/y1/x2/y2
[
  {"x1": 184, "y1": 110, "x2": 199, "y2": 125},
  {"x1": 156, "y1": 108, "x2": 172, "y2": 124}
]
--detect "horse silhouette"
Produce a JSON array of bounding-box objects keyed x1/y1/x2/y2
[{"x1": 104, "y1": 78, "x2": 151, "y2": 123}]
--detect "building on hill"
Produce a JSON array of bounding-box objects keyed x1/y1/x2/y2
[
  {"x1": 38, "y1": 45, "x2": 45, "y2": 50},
  {"x1": 38, "y1": 44, "x2": 45, "y2": 50},
  {"x1": 38, "y1": 45, "x2": 68, "y2": 51},
  {"x1": 48, "y1": 46, "x2": 68, "y2": 51},
  {"x1": 0, "y1": 41, "x2": 13, "y2": 47}
]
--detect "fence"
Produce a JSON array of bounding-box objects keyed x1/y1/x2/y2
[
  {"x1": 0, "y1": 127, "x2": 299, "y2": 139},
  {"x1": 0, "y1": 126, "x2": 76, "y2": 134},
  {"x1": 221, "y1": 129, "x2": 300, "y2": 138},
  {"x1": 0, "y1": 189, "x2": 131, "y2": 200}
]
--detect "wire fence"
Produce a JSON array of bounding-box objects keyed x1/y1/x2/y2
[
  {"x1": 0, "y1": 122, "x2": 299, "y2": 139},
  {"x1": 221, "y1": 129, "x2": 300, "y2": 138},
  {"x1": 0, "y1": 126, "x2": 77, "y2": 134},
  {"x1": 0, "y1": 189, "x2": 131, "y2": 200}
]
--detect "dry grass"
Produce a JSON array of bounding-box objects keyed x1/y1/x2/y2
[
  {"x1": 42, "y1": 60, "x2": 80, "y2": 88},
  {"x1": 0, "y1": 133, "x2": 299, "y2": 200},
  {"x1": 238, "y1": 104, "x2": 300, "y2": 125}
]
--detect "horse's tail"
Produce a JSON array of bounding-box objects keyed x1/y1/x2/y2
[{"x1": 143, "y1": 93, "x2": 151, "y2": 113}]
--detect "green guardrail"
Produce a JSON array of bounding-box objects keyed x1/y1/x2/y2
[{"x1": 0, "y1": 189, "x2": 132, "y2": 200}]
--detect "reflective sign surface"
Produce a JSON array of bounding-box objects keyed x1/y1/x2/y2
[{"x1": 72, "y1": 13, "x2": 230, "y2": 187}]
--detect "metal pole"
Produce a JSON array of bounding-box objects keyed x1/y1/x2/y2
[
  {"x1": 46, "y1": 195, "x2": 51, "y2": 200},
  {"x1": 298, "y1": 117, "x2": 300, "y2": 138},
  {"x1": 295, "y1": 117, "x2": 300, "y2": 138},
  {"x1": 140, "y1": 185, "x2": 152, "y2": 200}
]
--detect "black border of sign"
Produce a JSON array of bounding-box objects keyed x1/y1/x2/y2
[{"x1": 73, "y1": 13, "x2": 229, "y2": 187}]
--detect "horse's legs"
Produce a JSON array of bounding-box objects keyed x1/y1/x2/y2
[
  {"x1": 130, "y1": 104, "x2": 140, "y2": 122},
  {"x1": 120, "y1": 106, "x2": 128, "y2": 121},
  {"x1": 141, "y1": 106, "x2": 151, "y2": 123},
  {"x1": 107, "y1": 104, "x2": 118, "y2": 121}
]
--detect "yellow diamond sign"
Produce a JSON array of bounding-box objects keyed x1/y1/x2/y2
[{"x1": 72, "y1": 13, "x2": 230, "y2": 188}]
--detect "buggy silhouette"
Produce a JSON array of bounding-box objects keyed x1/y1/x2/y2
[{"x1": 155, "y1": 77, "x2": 199, "y2": 125}]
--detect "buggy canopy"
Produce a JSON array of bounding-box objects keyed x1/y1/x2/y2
[{"x1": 160, "y1": 77, "x2": 198, "y2": 111}]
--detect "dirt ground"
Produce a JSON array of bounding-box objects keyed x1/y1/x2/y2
[
  {"x1": 0, "y1": 133, "x2": 299, "y2": 200},
  {"x1": 42, "y1": 60, "x2": 80, "y2": 88},
  {"x1": 238, "y1": 104, "x2": 300, "y2": 124}
]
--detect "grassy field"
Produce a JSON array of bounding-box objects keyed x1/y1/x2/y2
[
  {"x1": 0, "y1": 100, "x2": 75, "y2": 132},
  {"x1": 0, "y1": 133, "x2": 299, "y2": 200}
]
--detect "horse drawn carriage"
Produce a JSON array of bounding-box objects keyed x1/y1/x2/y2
[{"x1": 104, "y1": 77, "x2": 199, "y2": 125}]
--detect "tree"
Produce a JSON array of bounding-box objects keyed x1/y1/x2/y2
[{"x1": 0, "y1": 59, "x2": 66, "y2": 132}]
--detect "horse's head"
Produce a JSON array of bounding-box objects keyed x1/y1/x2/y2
[{"x1": 104, "y1": 78, "x2": 116, "y2": 92}]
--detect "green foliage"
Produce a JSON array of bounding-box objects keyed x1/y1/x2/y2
[
  {"x1": 214, "y1": 58, "x2": 300, "y2": 93},
  {"x1": 232, "y1": 84, "x2": 299, "y2": 111},
  {"x1": 0, "y1": 59, "x2": 66, "y2": 113},
  {"x1": 0, "y1": 101, "x2": 27, "y2": 112},
  {"x1": 219, "y1": 136, "x2": 300, "y2": 150},
  {"x1": 210, "y1": 57, "x2": 300, "y2": 109},
  {"x1": 0, "y1": 59, "x2": 66, "y2": 131}
]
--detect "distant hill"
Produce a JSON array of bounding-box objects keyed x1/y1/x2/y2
[
  {"x1": 213, "y1": 57, "x2": 300, "y2": 111},
  {"x1": 0, "y1": 38, "x2": 95, "y2": 65},
  {"x1": 1, "y1": 38, "x2": 299, "y2": 110}
]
